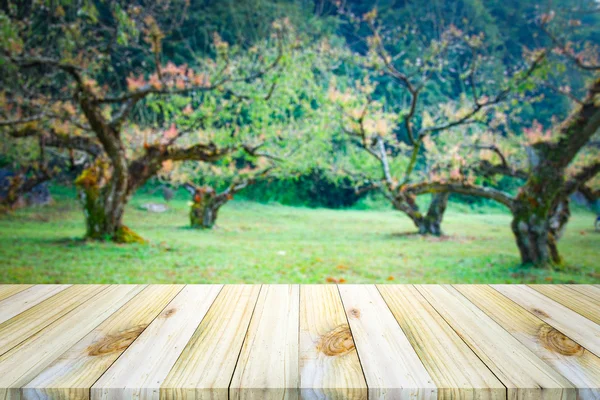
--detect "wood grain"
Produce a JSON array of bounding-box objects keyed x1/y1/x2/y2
[
  {"x1": 456, "y1": 285, "x2": 600, "y2": 399},
  {"x1": 91, "y1": 285, "x2": 222, "y2": 400},
  {"x1": 0, "y1": 284, "x2": 598, "y2": 399},
  {"x1": 0, "y1": 285, "x2": 107, "y2": 356},
  {"x1": 378, "y1": 285, "x2": 505, "y2": 400},
  {"x1": 567, "y1": 285, "x2": 600, "y2": 302},
  {"x1": 338, "y1": 285, "x2": 436, "y2": 400},
  {"x1": 0, "y1": 286, "x2": 33, "y2": 302},
  {"x1": 529, "y1": 285, "x2": 600, "y2": 325},
  {"x1": 161, "y1": 285, "x2": 261, "y2": 400},
  {"x1": 230, "y1": 284, "x2": 300, "y2": 400},
  {"x1": 299, "y1": 285, "x2": 367, "y2": 400},
  {"x1": 492, "y1": 284, "x2": 600, "y2": 358},
  {"x1": 0, "y1": 285, "x2": 71, "y2": 325},
  {"x1": 0, "y1": 285, "x2": 144, "y2": 400},
  {"x1": 416, "y1": 285, "x2": 576, "y2": 400},
  {"x1": 23, "y1": 285, "x2": 184, "y2": 400}
]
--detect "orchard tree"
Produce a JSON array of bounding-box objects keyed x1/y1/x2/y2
[
  {"x1": 398, "y1": 10, "x2": 600, "y2": 266},
  {"x1": 152, "y1": 40, "x2": 333, "y2": 229},
  {"x1": 0, "y1": 1, "x2": 294, "y2": 242},
  {"x1": 328, "y1": 8, "x2": 545, "y2": 235}
]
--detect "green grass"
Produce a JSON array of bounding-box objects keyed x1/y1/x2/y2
[{"x1": 1, "y1": 188, "x2": 598, "y2": 284}]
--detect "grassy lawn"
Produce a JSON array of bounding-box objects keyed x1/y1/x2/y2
[{"x1": 0, "y1": 188, "x2": 598, "y2": 284}]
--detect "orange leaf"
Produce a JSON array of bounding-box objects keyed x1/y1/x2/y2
[{"x1": 387, "y1": 275, "x2": 395, "y2": 281}]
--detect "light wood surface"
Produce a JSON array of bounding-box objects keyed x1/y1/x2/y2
[
  {"x1": 456, "y1": 284, "x2": 600, "y2": 399},
  {"x1": 529, "y1": 284, "x2": 600, "y2": 325},
  {"x1": 0, "y1": 285, "x2": 106, "y2": 356},
  {"x1": 339, "y1": 285, "x2": 436, "y2": 399},
  {"x1": 0, "y1": 285, "x2": 33, "y2": 302},
  {"x1": 492, "y1": 284, "x2": 600, "y2": 358},
  {"x1": 230, "y1": 284, "x2": 300, "y2": 400},
  {"x1": 566, "y1": 285, "x2": 600, "y2": 302},
  {"x1": 24, "y1": 285, "x2": 184, "y2": 400},
  {"x1": 91, "y1": 285, "x2": 222, "y2": 400},
  {"x1": 0, "y1": 284, "x2": 598, "y2": 400},
  {"x1": 0, "y1": 285, "x2": 144, "y2": 400},
  {"x1": 299, "y1": 285, "x2": 367, "y2": 400},
  {"x1": 378, "y1": 285, "x2": 505, "y2": 400},
  {"x1": 416, "y1": 285, "x2": 576, "y2": 400},
  {"x1": 161, "y1": 285, "x2": 261, "y2": 400},
  {"x1": 0, "y1": 285, "x2": 71, "y2": 325}
]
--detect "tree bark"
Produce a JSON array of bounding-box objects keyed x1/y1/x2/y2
[
  {"x1": 510, "y1": 199, "x2": 553, "y2": 265},
  {"x1": 75, "y1": 162, "x2": 143, "y2": 243},
  {"x1": 189, "y1": 186, "x2": 226, "y2": 229},
  {"x1": 420, "y1": 192, "x2": 449, "y2": 236},
  {"x1": 392, "y1": 192, "x2": 449, "y2": 236},
  {"x1": 190, "y1": 201, "x2": 221, "y2": 229}
]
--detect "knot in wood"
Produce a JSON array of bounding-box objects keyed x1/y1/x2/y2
[
  {"x1": 87, "y1": 326, "x2": 145, "y2": 356},
  {"x1": 161, "y1": 308, "x2": 177, "y2": 318},
  {"x1": 348, "y1": 308, "x2": 361, "y2": 319},
  {"x1": 538, "y1": 325, "x2": 583, "y2": 357},
  {"x1": 317, "y1": 325, "x2": 355, "y2": 357},
  {"x1": 531, "y1": 308, "x2": 550, "y2": 318}
]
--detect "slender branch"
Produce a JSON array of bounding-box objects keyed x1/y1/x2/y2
[
  {"x1": 419, "y1": 51, "x2": 547, "y2": 136},
  {"x1": 540, "y1": 23, "x2": 600, "y2": 71}
]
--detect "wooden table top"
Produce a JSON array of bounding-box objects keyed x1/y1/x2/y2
[{"x1": 0, "y1": 284, "x2": 598, "y2": 399}]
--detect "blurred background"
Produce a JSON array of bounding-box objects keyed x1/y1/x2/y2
[{"x1": 1, "y1": 0, "x2": 598, "y2": 283}]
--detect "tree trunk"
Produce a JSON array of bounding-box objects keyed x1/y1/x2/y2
[
  {"x1": 510, "y1": 195, "x2": 557, "y2": 266},
  {"x1": 75, "y1": 163, "x2": 144, "y2": 243},
  {"x1": 393, "y1": 192, "x2": 448, "y2": 236},
  {"x1": 419, "y1": 192, "x2": 448, "y2": 236},
  {"x1": 189, "y1": 186, "x2": 225, "y2": 229},
  {"x1": 190, "y1": 201, "x2": 221, "y2": 229},
  {"x1": 547, "y1": 198, "x2": 571, "y2": 264}
]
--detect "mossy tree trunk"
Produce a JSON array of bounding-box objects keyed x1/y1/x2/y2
[
  {"x1": 392, "y1": 192, "x2": 449, "y2": 236},
  {"x1": 75, "y1": 161, "x2": 145, "y2": 243},
  {"x1": 188, "y1": 180, "x2": 252, "y2": 229},
  {"x1": 190, "y1": 186, "x2": 223, "y2": 229},
  {"x1": 509, "y1": 77, "x2": 600, "y2": 266}
]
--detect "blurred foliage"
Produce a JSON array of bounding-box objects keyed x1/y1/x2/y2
[{"x1": 1, "y1": 0, "x2": 599, "y2": 208}]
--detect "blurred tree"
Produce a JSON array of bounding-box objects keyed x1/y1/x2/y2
[{"x1": 0, "y1": 0, "x2": 295, "y2": 242}]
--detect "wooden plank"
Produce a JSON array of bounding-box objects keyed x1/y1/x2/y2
[
  {"x1": 456, "y1": 285, "x2": 600, "y2": 399},
  {"x1": 416, "y1": 285, "x2": 576, "y2": 400},
  {"x1": 529, "y1": 285, "x2": 600, "y2": 325},
  {"x1": 230, "y1": 285, "x2": 300, "y2": 400},
  {"x1": 567, "y1": 285, "x2": 600, "y2": 302},
  {"x1": 91, "y1": 284, "x2": 222, "y2": 400},
  {"x1": 161, "y1": 285, "x2": 261, "y2": 400},
  {"x1": 492, "y1": 285, "x2": 600, "y2": 358},
  {"x1": 0, "y1": 285, "x2": 71, "y2": 325},
  {"x1": 0, "y1": 285, "x2": 107, "y2": 356},
  {"x1": 568, "y1": 285, "x2": 600, "y2": 300},
  {"x1": 0, "y1": 285, "x2": 144, "y2": 400},
  {"x1": 299, "y1": 285, "x2": 367, "y2": 400},
  {"x1": 378, "y1": 285, "x2": 505, "y2": 400},
  {"x1": 338, "y1": 285, "x2": 436, "y2": 400},
  {"x1": 23, "y1": 285, "x2": 184, "y2": 400},
  {"x1": 0, "y1": 286, "x2": 33, "y2": 302}
]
